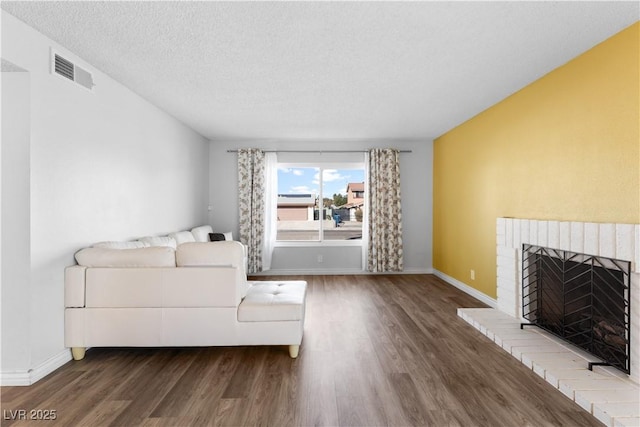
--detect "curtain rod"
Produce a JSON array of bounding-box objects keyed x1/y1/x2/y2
[{"x1": 226, "y1": 149, "x2": 412, "y2": 153}]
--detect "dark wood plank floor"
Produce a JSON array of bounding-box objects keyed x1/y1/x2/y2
[{"x1": 1, "y1": 274, "x2": 603, "y2": 426}]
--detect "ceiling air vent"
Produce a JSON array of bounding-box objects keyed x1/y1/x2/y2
[{"x1": 51, "y1": 50, "x2": 95, "y2": 91}]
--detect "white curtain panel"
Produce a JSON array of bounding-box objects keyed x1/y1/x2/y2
[
  {"x1": 237, "y1": 148, "x2": 265, "y2": 273},
  {"x1": 362, "y1": 151, "x2": 371, "y2": 271},
  {"x1": 367, "y1": 148, "x2": 404, "y2": 272},
  {"x1": 262, "y1": 152, "x2": 278, "y2": 271}
]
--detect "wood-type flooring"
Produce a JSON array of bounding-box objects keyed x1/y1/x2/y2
[{"x1": 0, "y1": 274, "x2": 603, "y2": 426}]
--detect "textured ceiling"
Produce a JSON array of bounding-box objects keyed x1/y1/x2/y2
[
  {"x1": 1, "y1": 58, "x2": 26, "y2": 72},
  {"x1": 2, "y1": 1, "x2": 638, "y2": 141}
]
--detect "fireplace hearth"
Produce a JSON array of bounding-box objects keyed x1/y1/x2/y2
[{"x1": 521, "y1": 244, "x2": 631, "y2": 374}]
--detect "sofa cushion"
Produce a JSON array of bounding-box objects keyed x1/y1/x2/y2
[
  {"x1": 75, "y1": 247, "x2": 176, "y2": 267},
  {"x1": 238, "y1": 281, "x2": 307, "y2": 322},
  {"x1": 176, "y1": 241, "x2": 245, "y2": 269},
  {"x1": 138, "y1": 236, "x2": 177, "y2": 249},
  {"x1": 168, "y1": 231, "x2": 196, "y2": 245},
  {"x1": 191, "y1": 225, "x2": 214, "y2": 242},
  {"x1": 93, "y1": 240, "x2": 148, "y2": 249}
]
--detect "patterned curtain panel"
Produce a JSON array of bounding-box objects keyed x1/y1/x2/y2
[
  {"x1": 367, "y1": 148, "x2": 404, "y2": 272},
  {"x1": 237, "y1": 148, "x2": 265, "y2": 273}
]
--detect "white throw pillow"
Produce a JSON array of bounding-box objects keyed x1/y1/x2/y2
[
  {"x1": 138, "y1": 236, "x2": 177, "y2": 249},
  {"x1": 191, "y1": 225, "x2": 214, "y2": 242},
  {"x1": 168, "y1": 231, "x2": 196, "y2": 246},
  {"x1": 93, "y1": 241, "x2": 148, "y2": 249}
]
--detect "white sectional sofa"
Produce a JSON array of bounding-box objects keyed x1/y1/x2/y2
[{"x1": 64, "y1": 226, "x2": 307, "y2": 360}]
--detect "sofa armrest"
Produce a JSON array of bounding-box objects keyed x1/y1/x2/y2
[{"x1": 65, "y1": 265, "x2": 87, "y2": 308}]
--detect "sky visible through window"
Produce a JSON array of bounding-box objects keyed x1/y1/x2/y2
[{"x1": 278, "y1": 167, "x2": 364, "y2": 197}]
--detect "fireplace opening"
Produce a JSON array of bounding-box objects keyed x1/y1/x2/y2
[{"x1": 522, "y1": 244, "x2": 631, "y2": 374}]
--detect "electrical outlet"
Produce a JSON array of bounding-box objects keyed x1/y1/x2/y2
[
  {"x1": 470, "y1": 269, "x2": 475, "y2": 280},
  {"x1": 317, "y1": 254, "x2": 323, "y2": 263}
]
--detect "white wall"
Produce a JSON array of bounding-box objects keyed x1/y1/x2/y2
[
  {"x1": 1, "y1": 71, "x2": 31, "y2": 373},
  {"x1": 1, "y1": 11, "x2": 209, "y2": 384},
  {"x1": 209, "y1": 139, "x2": 433, "y2": 274}
]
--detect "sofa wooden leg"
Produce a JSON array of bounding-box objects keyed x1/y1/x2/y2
[
  {"x1": 288, "y1": 345, "x2": 299, "y2": 358},
  {"x1": 71, "y1": 347, "x2": 86, "y2": 361}
]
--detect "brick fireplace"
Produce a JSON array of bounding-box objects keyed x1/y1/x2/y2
[
  {"x1": 496, "y1": 218, "x2": 639, "y2": 383},
  {"x1": 458, "y1": 218, "x2": 639, "y2": 426}
]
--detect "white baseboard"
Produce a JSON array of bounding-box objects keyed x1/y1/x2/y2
[
  {"x1": 1, "y1": 349, "x2": 72, "y2": 386},
  {"x1": 254, "y1": 267, "x2": 433, "y2": 276},
  {"x1": 403, "y1": 267, "x2": 434, "y2": 274},
  {"x1": 0, "y1": 370, "x2": 31, "y2": 387},
  {"x1": 432, "y1": 269, "x2": 497, "y2": 308}
]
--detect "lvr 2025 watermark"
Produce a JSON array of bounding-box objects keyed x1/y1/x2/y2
[{"x1": 3, "y1": 409, "x2": 57, "y2": 421}]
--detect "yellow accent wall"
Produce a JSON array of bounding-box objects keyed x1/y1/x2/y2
[{"x1": 433, "y1": 22, "x2": 640, "y2": 299}]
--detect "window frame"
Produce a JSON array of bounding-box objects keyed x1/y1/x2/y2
[{"x1": 275, "y1": 161, "x2": 365, "y2": 247}]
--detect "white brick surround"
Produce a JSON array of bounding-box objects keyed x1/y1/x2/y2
[{"x1": 495, "y1": 218, "x2": 640, "y2": 385}]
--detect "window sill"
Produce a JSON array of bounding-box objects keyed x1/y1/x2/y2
[{"x1": 274, "y1": 240, "x2": 363, "y2": 248}]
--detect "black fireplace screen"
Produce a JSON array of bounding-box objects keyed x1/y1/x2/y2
[{"x1": 522, "y1": 244, "x2": 631, "y2": 374}]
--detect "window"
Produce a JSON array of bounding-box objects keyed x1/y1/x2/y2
[{"x1": 276, "y1": 163, "x2": 365, "y2": 242}]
